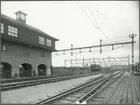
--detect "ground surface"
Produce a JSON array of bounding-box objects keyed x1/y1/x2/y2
[
  {"x1": 1, "y1": 73, "x2": 103, "y2": 104},
  {"x1": 1, "y1": 70, "x2": 139, "y2": 104}
]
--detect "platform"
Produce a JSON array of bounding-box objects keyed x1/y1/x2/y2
[{"x1": 102, "y1": 71, "x2": 140, "y2": 104}]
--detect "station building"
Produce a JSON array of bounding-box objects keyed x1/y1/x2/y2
[{"x1": 1, "y1": 11, "x2": 59, "y2": 79}]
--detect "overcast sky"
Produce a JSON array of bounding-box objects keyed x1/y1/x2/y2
[{"x1": 1, "y1": 1, "x2": 139, "y2": 66}]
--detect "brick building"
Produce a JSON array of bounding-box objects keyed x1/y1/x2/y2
[{"x1": 1, "y1": 11, "x2": 59, "y2": 79}]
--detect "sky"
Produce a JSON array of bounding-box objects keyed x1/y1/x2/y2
[{"x1": 1, "y1": 1, "x2": 139, "y2": 66}]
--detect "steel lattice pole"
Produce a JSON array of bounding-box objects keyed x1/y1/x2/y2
[{"x1": 129, "y1": 34, "x2": 136, "y2": 75}]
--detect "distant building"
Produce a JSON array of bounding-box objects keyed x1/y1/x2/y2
[{"x1": 1, "y1": 11, "x2": 59, "y2": 78}]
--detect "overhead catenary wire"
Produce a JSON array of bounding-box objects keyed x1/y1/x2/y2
[
  {"x1": 88, "y1": 6, "x2": 112, "y2": 44},
  {"x1": 76, "y1": 2, "x2": 120, "y2": 54},
  {"x1": 88, "y1": 6, "x2": 127, "y2": 54},
  {"x1": 53, "y1": 2, "x2": 133, "y2": 57},
  {"x1": 77, "y1": 2, "x2": 112, "y2": 44},
  {"x1": 88, "y1": 6, "x2": 99, "y2": 28},
  {"x1": 76, "y1": 2, "x2": 97, "y2": 29}
]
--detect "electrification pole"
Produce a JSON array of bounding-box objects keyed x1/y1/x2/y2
[
  {"x1": 83, "y1": 57, "x2": 84, "y2": 67},
  {"x1": 71, "y1": 44, "x2": 73, "y2": 56},
  {"x1": 100, "y1": 39, "x2": 102, "y2": 54},
  {"x1": 65, "y1": 59, "x2": 66, "y2": 67},
  {"x1": 128, "y1": 55, "x2": 130, "y2": 72},
  {"x1": 129, "y1": 33, "x2": 136, "y2": 75}
]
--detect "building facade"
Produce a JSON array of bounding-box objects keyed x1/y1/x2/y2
[{"x1": 1, "y1": 11, "x2": 59, "y2": 79}]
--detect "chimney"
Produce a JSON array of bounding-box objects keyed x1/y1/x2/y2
[{"x1": 15, "y1": 10, "x2": 27, "y2": 24}]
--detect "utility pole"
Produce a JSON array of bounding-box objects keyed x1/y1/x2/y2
[
  {"x1": 112, "y1": 45, "x2": 114, "y2": 50},
  {"x1": 70, "y1": 58, "x2": 72, "y2": 67},
  {"x1": 93, "y1": 57, "x2": 96, "y2": 64},
  {"x1": 128, "y1": 55, "x2": 130, "y2": 72},
  {"x1": 71, "y1": 44, "x2": 73, "y2": 56},
  {"x1": 65, "y1": 59, "x2": 66, "y2": 67},
  {"x1": 100, "y1": 39, "x2": 102, "y2": 54},
  {"x1": 76, "y1": 58, "x2": 77, "y2": 64},
  {"x1": 129, "y1": 33, "x2": 136, "y2": 75},
  {"x1": 108, "y1": 56, "x2": 110, "y2": 67},
  {"x1": 83, "y1": 57, "x2": 84, "y2": 67}
]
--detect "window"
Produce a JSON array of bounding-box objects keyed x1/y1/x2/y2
[
  {"x1": 16, "y1": 14, "x2": 20, "y2": 19},
  {"x1": 1, "y1": 23, "x2": 4, "y2": 33},
  {"x1": 1, "y1": 45, "x2": 7, "y2": 51},
  {"x1": 8, "y1": 25, "x2": 18, "y2": 37},
  {"x1": 46, "y1": 39, "x2": 51, "y2": 46},
  {"x1": 40, "y1": 51, "x2": 45, "y2": 57},
  {"x1": 23, "y1": 49, "x2": 29, "y2": 56},
  {"x1": 39, "y1": 36, "x2": 45, "y2": 45},
  {"x1": 21, "y1": 14, "x2": 26, "y2": 20}
]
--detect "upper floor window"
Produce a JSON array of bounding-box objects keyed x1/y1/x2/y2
[
  {"x1": 1, "y1": 45, "x2": 7, "y2": 51},
  {"x1": 8, "y1": 25, "x2": 18, "y2": 37},
  {"x1": 39, "y1": 36, "x2": 45, "y2": 45},
  {"x1": 1, "y1": 23, "x2": 4, "y2": 33},
  {"x1": 46, "y1": 39, "x2": 51, "y2": 46}
]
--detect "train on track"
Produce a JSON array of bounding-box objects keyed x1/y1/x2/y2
[
  {"x1": 134, "y1": 62, "x2": 139, "y2": 72},
  {"x1": 90, "y1": 64, "x2": 101, "y2": 71}
]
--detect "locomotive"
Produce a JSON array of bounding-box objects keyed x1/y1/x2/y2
[
  {"x1": 134, "y1": 62, "x2": 139, "y2": 72},
  {"x1": 90, "y1": 64, "x2": 101, "y2": 71}
]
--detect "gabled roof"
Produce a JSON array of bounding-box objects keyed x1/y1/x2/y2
[
  {"x1": 15, "y1": 10, "x2": 27, "y2": 16},
  {"x1": 1, "y1": 14, "x2": 59, "y2": 41}
]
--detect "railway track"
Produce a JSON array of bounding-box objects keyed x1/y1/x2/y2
[
  {"x1": 74, "y1": 71, "x2": 124, "y2": 104},
  {"x1": 35, "y1": 71, "x2": 123, "y2": 104},
  {"x1": 1, "y1": 72, "x2": 105, "y2": 91},
  {"x1": 1, "y1": 73, "x2": 94, "y2": 84}
]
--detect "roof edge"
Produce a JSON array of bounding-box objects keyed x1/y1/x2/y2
[{"x1": 1, "y1": 13, "x2": 59, "y2": 41}]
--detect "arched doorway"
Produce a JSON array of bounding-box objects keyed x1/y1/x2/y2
[
  {"x1": 1, "y1": 62, "x2": 12, "y2": 78},
  {"x1": 38, "y1": 64, "x2": 47, "y2": 76},
  {"x1": 19, "y1": 63, "x2": 32, "y2": 77}
]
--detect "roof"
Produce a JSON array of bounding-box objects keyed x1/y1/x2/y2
[
  {"x1": 15, "y1": 10, "x2": 27, "y2": 16},
  {"x1": 1, "y1": 13, "x2": 59, "y2": 41}
]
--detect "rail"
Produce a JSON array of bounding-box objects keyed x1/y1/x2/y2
[
  {"x1": 1, "y1": 72, "x2": 103, "y2": 91},
  {"x1": 35, "y1": 71, "x2": 122, "y2": 104},
  {"x1": 74, "y1": 71, "x2": 124, "y2": 104}
]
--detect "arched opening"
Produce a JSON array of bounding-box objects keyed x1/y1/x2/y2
[
  {"x1": 38, "y1": 64, "x2": 47, "y2": 76},
  {"x1": 19, "y1": 63, "x2": 32, "y2": 77},
  {"x1": 1, "y1": 62, "x2": 12, "y2": 78}
]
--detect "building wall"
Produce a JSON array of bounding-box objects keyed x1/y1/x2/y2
[{"x1": 1, "y1": 40, "x2": 52, "y2": 78}]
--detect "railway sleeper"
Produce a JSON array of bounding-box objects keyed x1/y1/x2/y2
[
  {"x1": 53, "y1": 99, "x2": 74, "y2": 104},
  {"x1": 35, "y1": 73, "x2": 118, "y2": 104}
]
